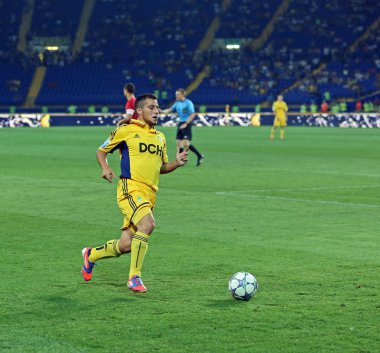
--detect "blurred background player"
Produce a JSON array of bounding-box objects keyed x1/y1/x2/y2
[
  {"x1": 116, "y1": 83, "x2": 137, "y2": 126},
  {"x1": 270, "y1": 95, "x2": 288, "y2": 140},
  {"x1": 161, "y1": 88, "x2": 204, "y2": 166}
]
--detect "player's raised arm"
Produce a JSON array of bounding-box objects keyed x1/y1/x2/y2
[{"x1": 96, "y1": 149, "x2": 117, "y2": 182}]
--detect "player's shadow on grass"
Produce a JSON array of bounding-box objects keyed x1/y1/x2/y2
[
  {"x1": 102, "y1": 281, "x2": 127, "y2": 288},
  {"x1": 205, "y1": 299, "x2": 251, "y2": 308}
]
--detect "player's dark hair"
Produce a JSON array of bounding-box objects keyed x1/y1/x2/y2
[
  {"x1": 135, "y1": 94, "x2": 157, "y2": 110},
  {"x1": 176, "y1": 88, "x2": 186, "y2": 95},
  {"x1": 124, "y1": 83, "x2": 135, "y2": 94}
]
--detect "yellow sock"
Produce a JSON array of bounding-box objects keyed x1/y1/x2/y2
[
  {"x1": 280, "y1": 128, "x2": 285, "y2": 139},
  {"x1": 88, "y1": 239, "x2": 122, "y2": 262},
  {"x1": 270, "y1": 128, "x2": 275, "y2": 139},
  {"x1": 129, "y1": 231, "x2": 149, "y2": 278}
]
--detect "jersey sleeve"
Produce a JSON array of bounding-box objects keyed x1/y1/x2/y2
[
  {"x1": 161, "y1": 134, "x2": 169, "y2": 164},
  {"x1": 125, "y1": 100, "x2": 135, "y2": 115},
  {"x1": 98, "y1": 126, "x2": 126, "y2": 153},
  {"x1": 284, "y1": 103, "x2": 288, "y2": 112},
  {"x1": 170, "y1": 102, "x2": 177, "y2": 112},
  {"x1": 188, "y1": 100, "x2": 195, "y2": 114}
]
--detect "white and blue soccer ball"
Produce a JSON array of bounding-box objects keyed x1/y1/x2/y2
[{"x1": 228, "y1": 272, "x2": 258, "y2": 301}]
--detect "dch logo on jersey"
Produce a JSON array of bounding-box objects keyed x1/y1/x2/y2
[{"x1": 139, "y1": 142, "x2": 163, "y2": 156}]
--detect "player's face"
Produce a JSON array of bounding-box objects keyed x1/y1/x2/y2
[
  {"x1": 123, "y1": 89, "x2": 128, "y2": 98},
  {"x1": 175, "y1": 91, "x2": 185, "y2": 101},
  {"x1": 140, "y1": 99, "x2": 160, "y2": 127}
]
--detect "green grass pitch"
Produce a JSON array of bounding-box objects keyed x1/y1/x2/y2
[{"x1": 0, "y1": 126, "x2": 379, "y2": 353}]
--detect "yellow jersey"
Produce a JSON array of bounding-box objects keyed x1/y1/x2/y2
[
  {"x1": 99, "y1": 120, "x2": 168, "y2": 191},
  {"x1": 272, "y1": 101, "x2": 288, "y2": 119}
]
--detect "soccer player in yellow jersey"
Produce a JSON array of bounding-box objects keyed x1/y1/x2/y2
[
  {"x1": 81, "y1": 94, "x2": 188, "y2": 293},
  {"x1": 270, "y1": 95, "x2": 288, "y2": 140}
]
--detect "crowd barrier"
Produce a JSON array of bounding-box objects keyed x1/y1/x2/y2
[{"x1": 1, "y1": 112, "x2": 379, "y2": 128}]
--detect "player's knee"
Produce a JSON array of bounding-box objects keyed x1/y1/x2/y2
[
  {"x1": 118, "y1": 237, "x2": 131, "y2": 253},
  {"x1": 138, "y1": 219, "x2": 155, "y2": 235},
  {"x1": 118, "y1": 230, "x2": 133, "y2": 253}
]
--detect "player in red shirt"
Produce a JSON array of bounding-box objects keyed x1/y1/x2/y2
[
  {"x1": 355, "y1": 100, "x2": 362, "y2": 112},
  {"x1": 320, "y1": 100, "x2": 329, "y2": 113},
  {"x1": 116, "y1": 83, "x2": 137, "y2": 126}
]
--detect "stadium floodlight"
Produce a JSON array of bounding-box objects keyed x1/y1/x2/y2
[
  {"x1": 45, "y1": 46, "x2": 59, "y2": 51},
  {"x1": 226, "y1": 44, "x2": 240, "y2": 50}
]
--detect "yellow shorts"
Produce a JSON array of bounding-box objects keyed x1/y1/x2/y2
[
  {"x1": 117, "y1": 179, "x2": 156, "y2": 230},
  {"x1": 273, "y1": 116, "x2": 287, "y2": 127}
]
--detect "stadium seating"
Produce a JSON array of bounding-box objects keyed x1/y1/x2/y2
[
  {"x1": 310, "y1": 25, "x2": 380, "y2": 99},
  {"x1": 280, "y1": 0, "x2": 380, "y2": 103},
  {"x1": 0, "y1": 0, "x2": 22, "y2": 57},
  {"x1": 0, "y1": 64, "x2": 34, "y2": 105},
  {"x1": 29, "y1": 0, "x2": 82, "y2": 38},
  {"x1": 1, "y1": 0, "x2": 380, "y2": 109},
  {"x1": 0, "y1": 1, "x2": 33, "y2": 105},
  {"x1": 216, "y1": 0, "x2": 282, "y2": 39}
]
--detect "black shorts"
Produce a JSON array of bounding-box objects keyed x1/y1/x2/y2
[{"x1": 176, "y1": 124, "x2": 192, "y2": 141}]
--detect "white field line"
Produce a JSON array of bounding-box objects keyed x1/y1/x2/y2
[
  {"x1": 215, "y1": 192, "x2": 380, "y2": 209},
  {"x1": 219, "y1": 185, "x2": 380, "y2": 193},
  {"x1": 311, "y1": 170, "x2": 380, "y2": 178},
  {"x1": 162, "y1": 185, "x2": 380, "y2": 194},
  {"x1": 162, "y1": 185, "x2": 380, "y2": 208},
  {"x1": 251, "y1": 168, "x2": 380, "y2": 178}
]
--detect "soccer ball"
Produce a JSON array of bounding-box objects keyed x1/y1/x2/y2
[{"x1": 228, "y1": 272, "x2": 258, "y2": 301}]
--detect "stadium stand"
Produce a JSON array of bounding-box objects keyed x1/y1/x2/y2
[
  {"x1": 304, "y1": 24, "x2": 380, "y2": 100},
  {"x1": 0, "y1": 63, "x2": 34, "y2": 105},
  {"x1": 34, "y1": 0, "x2": 216, "y2": 105},
  {"x1": 191, "y1": 0, "x2": 283, "y2": 105},
  {"x1": 0, "y1": 0, "x2": 23, "y2": 62},
  {"x1": 29, "y1": 0, "x2": 82, "y2": 38},
  {"x1": 216, "y1": 0, "x2": 282, "y2": 39},
  {"x1": 0, "y1": 0, "x2": 34, "y2": 105},
  {"x1": 283, "y1": 0, "x2": 380, "y2": 104},
  {"x1": 194, "y1": 0, "x2": 380, "y2": 106},
  {"x1": 0, "y1": 0, "x2": 380, "y2": 111}
]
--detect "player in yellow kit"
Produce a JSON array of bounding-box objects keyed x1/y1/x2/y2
[
  {"x1": 270, "y1": 95, "x2": 288, "y2": 140},
  {"x1": 81, "y1": 93, "x2": 188, "y2": 293}
]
